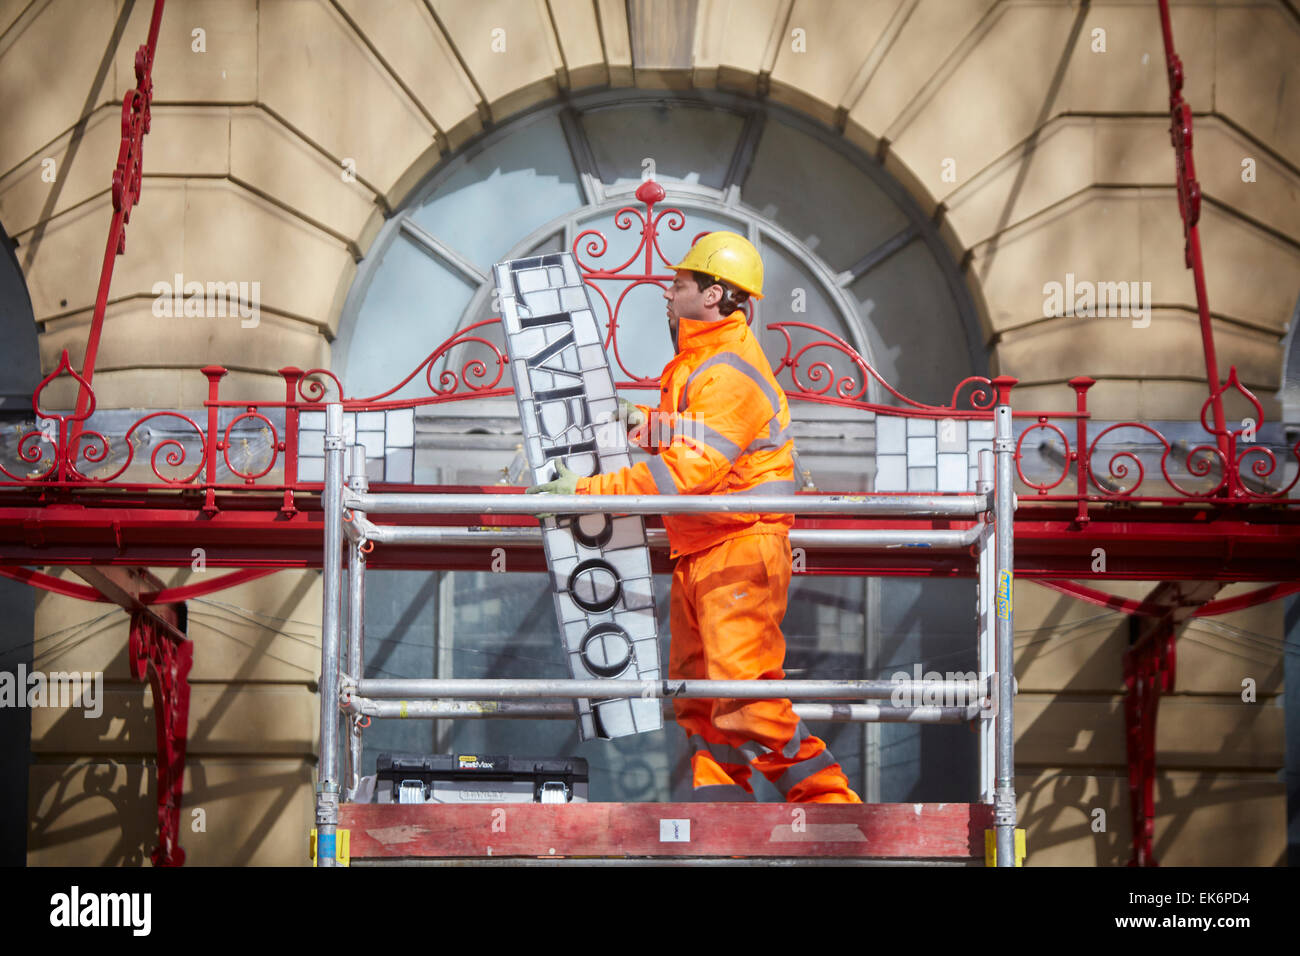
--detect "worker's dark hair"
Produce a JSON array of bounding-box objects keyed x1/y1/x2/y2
[{"x1": 691, "y1": 270, "x2": 749, "y2": 317}]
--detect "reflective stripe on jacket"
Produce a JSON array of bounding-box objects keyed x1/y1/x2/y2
[{"x1": 575, "y1": 310, "x2": 795, "y2": 559}]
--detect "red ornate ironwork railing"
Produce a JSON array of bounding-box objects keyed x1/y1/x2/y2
[
  {"x1": 4, "y1": 173, "x2": 1297, "y2": 515},
  {"x1": 6, "y1": 5, "x2": 1299, "y2": 516}
]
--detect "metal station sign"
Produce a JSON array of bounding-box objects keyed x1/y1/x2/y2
[{"x1": 493, "y1": 252, "x2": 663, "y2": 740}]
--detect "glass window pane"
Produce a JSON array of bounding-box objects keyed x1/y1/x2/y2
[
  {"x1": 345, "y1": 235, "x2": 475, "y2": 401},
  {"x1": 755, "y1": 238, "x2": 865, "y2": 408},
  {"x1": 1283, "y1": 304, "x2": 1300, "y2": 423},
  {"x1": 874, "y1": 576, "x2": 978, "y2": 802},
  {"x1": 359, "y1": 570, "x2": 438, "y2": 765},
  {"x1": 849, "y1": 241, "x2": 969, "y2": 408},
  {"x1": 581, "y1": 104, "x2": 744, "y2": 189},
  {"x1": 430, "y1": 571, "x2": 874, "y2": 802},
  {"x1": 407, "y1": 115, "x2": 582, "y2": 271},
  {"x1": 781, "y1": 575, "x2": 867, "y2": 798},
  {"x1": 577, "y1": 206, "x2": 746, "y2": 382},
  {"x1": 433, "y1": 232, "x2": 567, "y2": 408},
  {"x1": 742, "y1": 118, "x2": 910, "y2": 273},
  {"x1": 442, "y1": 571, "x2": 678, "y2": 802}
]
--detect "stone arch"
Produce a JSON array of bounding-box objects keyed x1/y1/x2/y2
[{"x1": 0, "y1": 215, "x2": 37, "y2": 866}]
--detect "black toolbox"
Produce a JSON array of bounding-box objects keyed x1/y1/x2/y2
[{"x1": 372, "y1": 753, "x2": 589, "y2": 804}]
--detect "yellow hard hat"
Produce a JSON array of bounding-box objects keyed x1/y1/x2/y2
[{"x1": 672, "y1": 231, "x2": 764, "y2": 300}]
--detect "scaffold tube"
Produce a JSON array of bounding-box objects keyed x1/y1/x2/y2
[
  {"x1": 351, "y1": 516, "x2": 983, "y2": 550},
  {"x1": 341, "y1": 696, "x2": 984, "y2": 724},
  {"x1": 994, "y1": 403, "x2": 1018, "y2": 866},
  {"x1": 352, "y1": 677, "x2": 985, "y2": 700},
  {"x1": 345, "y1": 490, "x2": 990, "y2": 517},
  {"x1": 315, "y1": 404, "x2": 345, "y2": 866},
  {"x1": 343, "y1": 444, "x2": 367, "y2": 804}
]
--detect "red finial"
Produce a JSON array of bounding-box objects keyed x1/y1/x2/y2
[
  {"x1": 635, "y1": 179, "x2": 665, "y2": 208},
  {"x1": 990, "y1": 375, "x2": 1018, "y2": 406}
]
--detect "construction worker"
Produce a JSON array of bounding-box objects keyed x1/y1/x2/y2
[{"x1": 527, "y1": 231, "x2": 861, "y2": 804}]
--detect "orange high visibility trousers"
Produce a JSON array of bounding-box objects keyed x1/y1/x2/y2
[{"x1": 668, "y1": 532, "x2": 862, "y2": 803}]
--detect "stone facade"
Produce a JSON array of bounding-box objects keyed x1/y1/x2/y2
[{"x1": 1, "y1": 0, "x2": 1296, "y2": 865}]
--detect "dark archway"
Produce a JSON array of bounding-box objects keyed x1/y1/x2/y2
[{"x1": 0, "y1": 218, "x2": 39, "y2": 864}]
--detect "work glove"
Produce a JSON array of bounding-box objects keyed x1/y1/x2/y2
[
  {"x1": 525, "y1": 461, "x2": 580, "y2": 521},
  {"x1": 617, "y1": 397, "x2": 647, "y2": 431}
]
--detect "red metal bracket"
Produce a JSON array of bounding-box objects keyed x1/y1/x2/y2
[
  {"x1": 1121, "y1": 579, "x2": 1222, "y2": 866},
  {"x1": 1037, "y1": 578, "x2": 1300, "y2": 618},
  {"x1": 1123, "y1": 615, "x2": 1173, "y2": 866},
  {"x1": 70, "y1": 565, "x2": 190, "y2": 866},
  {"x1": 129, "y1": 611, "x2": 192, "y2": 867}
]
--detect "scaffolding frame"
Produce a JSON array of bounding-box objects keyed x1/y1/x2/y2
[{"x1": 315, "y1": 400, "x2": 1020, "y2": 866}]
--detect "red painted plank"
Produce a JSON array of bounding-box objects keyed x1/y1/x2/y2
[{"x1": 339, "y1": 802, "x2": 992, "y2": 860}]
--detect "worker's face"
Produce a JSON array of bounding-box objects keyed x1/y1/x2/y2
[{"x1": 664, "y1": 270, "x2": 722, "y2": 349}]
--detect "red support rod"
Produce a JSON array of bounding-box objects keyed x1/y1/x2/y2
[
  {"x1": 0, "y1": 566, "x2": 276, "y2": 604},
  {"x1": 1156, "y1": 0, "x2": 1229, "y2": 466},
  {"x1": 70, "y1": 0, "x2": 166, "y2": 453},
  {"x1": 1037, "y1": 578, "x2": 1300, "y2": 618},
  {"x1": 0, "y1": 566, "x2": 106, "y2": 602}
]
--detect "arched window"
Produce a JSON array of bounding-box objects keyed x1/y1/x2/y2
[
  {"x1": 339, "y1": 93, "x2": 983, "y2": 803},
  {"x1": 337, "y1": 93, "x2": 983, "y2": 415}
]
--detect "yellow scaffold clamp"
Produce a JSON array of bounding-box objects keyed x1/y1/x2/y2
[{"x1": 984, "y1": 828, "x2": 1026, "y2": 867}]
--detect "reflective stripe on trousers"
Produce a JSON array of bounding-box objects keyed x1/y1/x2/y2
[
  {"x1": 689, "y1": 733, "x2": 753, "y2": 768},
  {"x1": 687, "y1": 722, "x2": 851, "y2": 802},
  {"x1": 669, "y1": 534, "x2": 860, "y2": 803},
  {"x1": 690, "y1": 784, "x2": 756, "y2": 803},
  {"x1": 737, "y1": 721, "x2": 808, "y2": 761},
  {"x1": 767, "y1": 747, "x2": 838, "y2": 798},
  {"x1": 740, "y1": 721, "x2": 841, "y2": 798}
]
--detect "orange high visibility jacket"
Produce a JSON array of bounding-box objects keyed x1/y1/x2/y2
[{"x1": 575, "y1": 310, "x2": 796, "y2": 559}]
